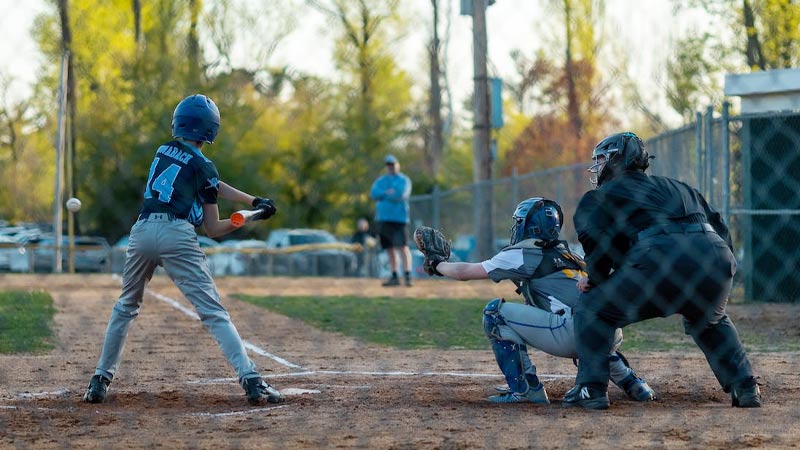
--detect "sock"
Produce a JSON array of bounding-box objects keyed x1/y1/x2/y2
[
  {"x1": 391, "y1": 271, "x2": 398, "y2": 279},
  {"x1": 404, "y1": 271, "x2": 411, "y2": 280}
]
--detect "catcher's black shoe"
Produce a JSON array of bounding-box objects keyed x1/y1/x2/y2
[
  {"x1": 731, "y1": 378, "x2": 761, "y2": 408},
  {"x1": 562, "y1": 384, "x2": 610, "y2": 410},
  {"x1": 242, "y1": 377, "x2": 285, "y2": 405},
  {"x1": 83, "y1": 374, "x2": 111, "y2": 404}
]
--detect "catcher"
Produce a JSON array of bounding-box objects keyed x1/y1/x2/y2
[{"x1": 414, "y1": 197, "x2": 655, "y2": 404}]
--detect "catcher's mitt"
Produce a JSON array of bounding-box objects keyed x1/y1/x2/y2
[{"x1": 413, "y1": 226, "x2": 451, "y2": 276}]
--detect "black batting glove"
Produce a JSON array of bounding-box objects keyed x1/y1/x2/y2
[{"x1": 251, "y1": 197, "x2": 277, "y2": 221}]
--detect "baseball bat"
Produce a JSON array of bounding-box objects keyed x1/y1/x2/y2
[{"x1": 230, "y1": 209, "x2": 260, "y2": 228}]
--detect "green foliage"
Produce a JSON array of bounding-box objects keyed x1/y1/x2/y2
[
  {"x1": 0, "y1": 290, "x2": 56, "y2": 354},
  {"x1": 665, "y1": 32, "x2": 727, "y2": 122},
  {"x1": 5, "y1": 0, "x2": 421, "y2": 240},
  {"x1": 237, "y1": 294, "x2": 490, "y2": 349}
]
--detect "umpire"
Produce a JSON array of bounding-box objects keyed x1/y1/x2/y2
[{"x1": 563, "y1": 132, "x2": 761, "y2": 410}]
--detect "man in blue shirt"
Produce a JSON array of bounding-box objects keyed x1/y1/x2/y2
[{"x1": 370, "y1": 154, "x2": 413, "y2": 286}]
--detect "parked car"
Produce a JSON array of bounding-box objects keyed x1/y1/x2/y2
[
  {"x1": 265, "y1": 228, "x2": 358, "y2": 277},
  {"x1": 0, "y1": 235, "x2": 29, "y2": 272},
  {"x1": 29, "y1": 235, "x2": 111, "y2": 273},
  {"x1": 209, "y1": 239, "x2": 270, "y2": 276}
]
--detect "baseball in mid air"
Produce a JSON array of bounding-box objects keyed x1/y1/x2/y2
[{"x1": 66, "y1": 197, "x2": 82, "y2": 213}]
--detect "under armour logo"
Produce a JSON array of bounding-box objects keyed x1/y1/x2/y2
[{"x1": 553, "y1": 257, "x2": 567, "y2": 269}]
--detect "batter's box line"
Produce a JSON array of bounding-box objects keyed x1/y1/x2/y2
[
  {"x1": 110, "y1": 274, "x2": 304, "y2": 370},
  {"x1": 188, "y1": 404, "x2": 290, "y2": 418},
  {"x1": 186, "y1": 371, "x2": 574, "y2": 385}
]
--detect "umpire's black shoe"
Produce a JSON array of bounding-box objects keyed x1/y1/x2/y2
[
  {"x1": 562, "y1": 384, "x2": 610, "y2": 410},
  {"x1": 731, "y1": 379, "x2": 761, "y2": 408},
  {"x1": 242, "y1": 377, "x2": 285, "y2": 405},
  {"x1": 83, "y1": 374, "x2": 111, "y2": 404}
]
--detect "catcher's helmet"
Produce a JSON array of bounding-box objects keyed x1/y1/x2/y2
[
  {"x1": 510, "y1": 197, "x2": 563, "y2": 245},
  {"x1": 171, "y1": 94, "x2": 221, "y2": 143},
  {"x1": 588, "y1": 131, "x2": 652, "y2": 187}
]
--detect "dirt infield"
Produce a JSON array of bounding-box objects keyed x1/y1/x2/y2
[{"x1": 0, "y1": 274, "x2": 798, "y2": 449}]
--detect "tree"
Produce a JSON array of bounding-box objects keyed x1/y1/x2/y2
[
  {"x1": 668, "y1": 0, "x2": 800, "y2": 118},
  {"x1": 502, "y1": 0, "x2": 612, "y2": 174},
  {"x1": 309, "y1": 0, "x2": 416, "y2": 218}
]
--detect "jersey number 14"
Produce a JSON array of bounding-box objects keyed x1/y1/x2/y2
[{"x1": 144, "y1": 157, "x2": 182, "y2": 203}]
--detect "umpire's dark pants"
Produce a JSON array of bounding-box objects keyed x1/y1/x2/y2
[{"x1": 574, "y1": 231, "x2": 755, "y2": 392}]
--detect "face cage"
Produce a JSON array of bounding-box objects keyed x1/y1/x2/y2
[{"x1": 588, "y1": 149, "x2": 618, "y2": 188}]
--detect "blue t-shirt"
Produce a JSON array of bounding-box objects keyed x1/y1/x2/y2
[
  {"x1": 140, "y1": 141, "x2": 219, "y2": 226},
  {"x1": 370, "y1": 172, "x2": 411, "y2": 224}
]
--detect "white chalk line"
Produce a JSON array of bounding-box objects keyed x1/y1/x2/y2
[
  {"x1": 111, "y1": 274, "x2": 304, "y2": 370},
  {"x1": 280, "y1": 388, "x2": 321, "y2": 395},
  {"x1": 15, "y1": 389, "x2": 71, "y2": 399},
  {"x1": 187, "y1": 371, "x2": 573, "y2": 385},
  {"x1": 189, "y1": 404, "x2": 289, "y2": 418}
]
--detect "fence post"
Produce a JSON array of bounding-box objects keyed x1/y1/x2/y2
[
  {"x1": 432, "y1": 185, "x2": 441, "y2": 230},
  {"x1": 721, "y1": 101, "x2": 731, "y2": 227},
  {"x1": 705, "y1": 105, "x2": 714, "y2": 199},
  {"x1": 511, "y1": 167, "x2": 519, "y2": 207},
  {"x1": 696, "y1": 111, "x2": 703, "y2": 191}
]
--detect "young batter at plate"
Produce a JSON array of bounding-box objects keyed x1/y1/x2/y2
[
  {"x1": 415, "y1": 198, "x2": 655, "y2": 404},
  {"x1": 83, "y1": 94, "x2": 283, "y2": 406}
]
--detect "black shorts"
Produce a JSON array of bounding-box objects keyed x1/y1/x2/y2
[{"x1": 377, "y1": 221, "x2": 408, "y2": 249}]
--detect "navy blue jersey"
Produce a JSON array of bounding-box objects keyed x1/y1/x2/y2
[{"x1": 140, "y1": 141, "x2": 219, "y2": 226}]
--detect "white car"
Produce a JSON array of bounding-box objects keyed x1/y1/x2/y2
[
  {"x1": 209, "y1": 239, "x2": 269, "y2": 276},
  {"x1": 265, "y1": 228, "x2": 358, "y2": 277},
  {"x1": 0, "y1": 235, "x2": 29, "y2": 272}
]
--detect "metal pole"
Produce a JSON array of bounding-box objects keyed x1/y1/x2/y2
[
  {"x1": 705, "y1": 105, "x2": 715, "y2": 201},
  {"x1": 721, "y1": 101, "x2": 731, "y2": 227},
  {"x1": 511, "y1": 167, "x2": 519, "y2": 207},
  {"x1": 432, "y1": 185, "x2": 441, "y2": 230},
  {"x1": 695, "y1": 111, "x2": 703, "y2": 190},
  {"x1": 471, "y1": 0, "x2": 493, "y2": 260},
  {"x1": 53, "y1": 51, "x2": 69, "y2": 273}
]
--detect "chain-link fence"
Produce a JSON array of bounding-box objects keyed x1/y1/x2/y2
[{"x1": 411, "y1": 105, "x2": 800, "y2": 303}]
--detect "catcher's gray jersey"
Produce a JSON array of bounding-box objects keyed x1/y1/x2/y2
[
  {"x1": 481, "y1": 239, "x2": 585, "y2": 313},
  {"x1": 479, "y1": 239, "x2": 626, "y2": 360}
]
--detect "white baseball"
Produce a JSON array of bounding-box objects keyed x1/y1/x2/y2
[{"x1": 66, "y1": 197, "x2": 82, "y2": 213}]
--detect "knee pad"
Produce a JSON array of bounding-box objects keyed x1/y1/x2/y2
[{"x1": 483, "y1": 298, "x2": 506, "y2": 340}]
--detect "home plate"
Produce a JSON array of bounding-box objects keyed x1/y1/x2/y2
[{"x1": 281, "y1": 388, "x2": 321, "y2": 396}]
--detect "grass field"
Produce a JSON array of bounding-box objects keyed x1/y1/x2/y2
[
  {"x1": 237, "y1": 294, "x2": 798, "y2": 352},
  {"x1": 0, "y1": 290, "x2": 56, "y2": 354}
]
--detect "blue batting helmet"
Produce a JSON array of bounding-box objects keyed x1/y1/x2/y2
[
  {"x1": 510, "y1": 197, "x2": 563, "y2": 245},
  {"x1": 171, "y1": 94, "x2": 221, "y2": 143}
]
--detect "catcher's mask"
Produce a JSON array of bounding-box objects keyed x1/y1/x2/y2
[
  {"x1": 588, "y1": 131, "x2": 652, "y2": 188},
  {"x1": 172, "y1": 94, "x2": 221, "y2": 144},
  {"x1": 510, "y1": 197, "x2": 563, "y2": 245}
]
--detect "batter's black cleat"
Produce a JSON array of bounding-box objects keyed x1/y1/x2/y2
[
  {"x1": 242, "y1": 377, "x2": 285, "y2": 405},
  {"x1": 562, "y1": 384, "x2": 610, "y2": 410},
  {"x1": 731, "y1": 379, "x2": 761, "y2": 408},
  {"x1": 83, "y1": 375, "x2": 111, "y2": 404}
]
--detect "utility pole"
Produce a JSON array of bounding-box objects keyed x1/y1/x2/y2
[
  {"x1": 53, "y1": 51, "x2": 69, "y2": 273},
  {"x1": 471, "y1": 0, "x2": 493, "y2": 260}
]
